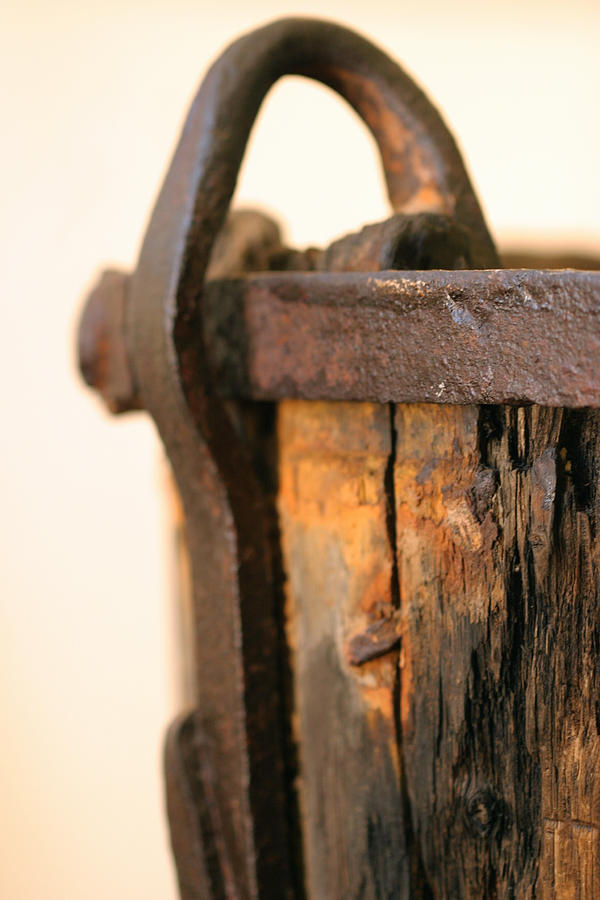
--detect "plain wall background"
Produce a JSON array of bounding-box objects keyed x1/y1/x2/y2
[{"x1": 2, "y1": 1, "x2": 599, "y2": 897}]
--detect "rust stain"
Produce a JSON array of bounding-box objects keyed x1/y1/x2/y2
[
  {"x1": 316, "y1": 65, "x2": 449, "y2": 216},
  {"x1": 394, "y1": 403, "x2": 490, "y2": 739}
]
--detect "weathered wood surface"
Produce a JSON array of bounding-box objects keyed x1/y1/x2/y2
[
  {"x1": 278, "y1": 400, "x2": 410, "y2": 898},
  {"x1": 396, "y1": 404, "x2": 600, "y2": 897},
  {"x1": 279, "y1": 400, "x2": 600, "y2": 897},
  {"x1": 209, "y1": 214, "x2": 600, "y2": 899}
]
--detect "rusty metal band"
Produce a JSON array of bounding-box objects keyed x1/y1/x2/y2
[{"x1": 203, "y1": 268, "x2": 600, "y2": 408}]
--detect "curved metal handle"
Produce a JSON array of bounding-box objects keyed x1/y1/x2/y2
[
  {"x1": 125, "y1": 19, "x2": 499, "y2": 900},
  {"x1": 132, "y1": 18, "x2": 496, "y2": 371}
]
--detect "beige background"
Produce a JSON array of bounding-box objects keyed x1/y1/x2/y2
[{"x1": 2, "y1": 0, "x2": 599, "y2": 897}]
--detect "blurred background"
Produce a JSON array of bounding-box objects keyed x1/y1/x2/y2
[{"x1": 2, "y1": 0, "x2": 599, "y2": 896}]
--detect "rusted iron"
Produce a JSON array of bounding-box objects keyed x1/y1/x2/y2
[
  {"x1": 203, "y1": 268, "x2": 600, "y2": 407},
  {"x1": 84, "y1": 262, "x2": 600, "y2": 412},
  {"x1": 346, "y1": 614, "x2": 402, "y2": 666},
  {"x1": 76, "y1": 15, "x2": 599, "y2": 900},
  {"x1": 82, "y1": 209, "x2": 480, "y2": 416},
  {"x1": 78, "y1": 268, "x2": 140, "y2": 414}
]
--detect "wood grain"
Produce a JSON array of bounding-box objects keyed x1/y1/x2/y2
[
  {"x1": 278, "y1": 400, "x2": 410, "y2": 898},
  {"x1": 396, "y1": 404, "x2": 600, "y2": 898}
]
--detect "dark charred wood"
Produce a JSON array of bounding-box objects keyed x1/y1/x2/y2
[{"x1": 396, "y1": 403, "x2": 600, "y2": 897}]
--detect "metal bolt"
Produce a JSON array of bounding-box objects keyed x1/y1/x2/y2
[{"x1": 78, "y1": 268, "x2": 141, "y2": 414}]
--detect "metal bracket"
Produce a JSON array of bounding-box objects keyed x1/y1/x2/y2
[{"x1": 77, "y1": 16, "x2": 598, "y2": 899}]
